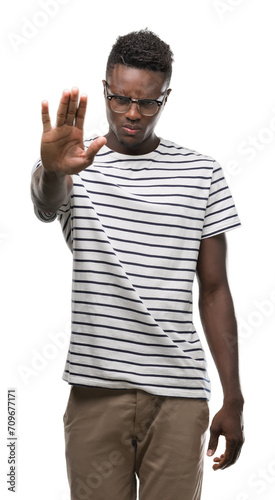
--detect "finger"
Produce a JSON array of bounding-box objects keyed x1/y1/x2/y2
[
  {"x1": 212, "y1": 440, "x2": 239, "y2": 471},
  {"x1": 213, "y1": 452, "x2": 235, "y2": 471},
  {"x1": 222, "y1": 443, "x2": 242, "y2": 470},
  {"x1": 66, "y1": 87, "x2": 79, "y2": 126},
  {"x1": 75, "y1": 94, "x2": 88, "y2": 130},
  {"x1": 41, "y1": 100, "x2": 51, "y2": 133},
  {"x1": 56, "y1": 89, "x2": 70, "y2": 127}
]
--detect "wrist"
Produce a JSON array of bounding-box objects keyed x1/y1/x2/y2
[
  {"x1": 32, "y1": 164, "x2": 71, "y2": 213},
  {"x1": 41, "y1": 164, "x2": 66, "y2": 180},
  {"x1": 223, "y1": 392, "x2": 244, "y2": 408}
]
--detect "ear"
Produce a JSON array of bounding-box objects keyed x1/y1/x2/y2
[{"x1": 164, "y1": 88, "x2": 172, "y2": 104}]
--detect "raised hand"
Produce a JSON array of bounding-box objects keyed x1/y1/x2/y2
[{"x1": 41, "y1": 87, "x2": 106, "y2": 176}]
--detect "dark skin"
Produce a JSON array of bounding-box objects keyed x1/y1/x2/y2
[
  {"x1": 103, "y1": 64, "x2": 171, "y2": 154},
  {"x1": 31, "y1": 64, "x2": 244, "y2": 471},
  {"x1": 197, "y1": 233, "x2": 244, "y2": 470}
]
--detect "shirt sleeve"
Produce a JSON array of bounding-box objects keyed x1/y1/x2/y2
[{"x1": 201, "y1": 161, "x2": 241, "y2": 239}]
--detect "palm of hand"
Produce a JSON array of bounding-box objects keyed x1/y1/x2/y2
[
  {"x1": 40, "y1": 87, "x2": 106, "y2": 176},
  {"x1": 41, "y1": 124, "x2": 87, "y2": 175}
]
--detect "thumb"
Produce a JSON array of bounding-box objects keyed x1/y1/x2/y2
[
  {"x1": 207, "y1": 427, "x2": 220, "y2": 457},
  {"x1": 85, "y1": 136, "x2": 107, "y2": 164}
]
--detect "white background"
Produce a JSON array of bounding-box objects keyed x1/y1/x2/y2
[{"x1": 1, "y1": 0, "x2": 275, "y2": 499}]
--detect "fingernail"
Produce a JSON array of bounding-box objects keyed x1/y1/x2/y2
[{"x1": 207, "y1": 449, "x2": 213, "y2": 456}]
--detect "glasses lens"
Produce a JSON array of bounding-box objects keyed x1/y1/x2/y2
[
  {"x1": 139, "y1": 100, "x2": 159, "y2": 116},
  {"x1": 110, "y1": 96, "x2": 131, "y2": 113}
]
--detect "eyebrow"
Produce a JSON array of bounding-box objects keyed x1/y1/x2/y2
[{"x1": 105, "y1": 83, "x2": 165, "y2": 100}]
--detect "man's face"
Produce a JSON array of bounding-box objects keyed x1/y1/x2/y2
[{"x1": 103, "y1": 64, "x2": 171, "y2": 155}]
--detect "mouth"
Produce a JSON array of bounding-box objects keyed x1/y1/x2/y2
[{"x1": 122, "y1": 125, "x2": 141, "y2": 135}]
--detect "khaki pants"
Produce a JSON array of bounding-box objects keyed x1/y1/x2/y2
[{"x1": 63, "y1": 386, "x2": 209, "y2": 500}]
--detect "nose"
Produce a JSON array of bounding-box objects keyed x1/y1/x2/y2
[{"x1": 125, "y1": 101, "x2": 142, "y2": 120}]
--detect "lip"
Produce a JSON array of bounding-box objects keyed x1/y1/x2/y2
[{"x1": 122, "y1": 125, "x2": 141, "y2": 135}]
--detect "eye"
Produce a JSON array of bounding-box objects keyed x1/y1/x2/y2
[
  {"x1": 113, "y1": 96, "x2": 130, "y2": 106},
  {"x1": 140, "y1": 99, "x2": 156, "y2": 108}
]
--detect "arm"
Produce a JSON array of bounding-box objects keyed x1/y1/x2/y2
[
  {"x1": 196, "y1": 233, "x2": 244, "y2": 471},
  {"x1": 31, "y1": 87, "x2": 106, "y2": 213},
  {"x1": 31, "y1": 167, "x2": 73, "y2": 213}
]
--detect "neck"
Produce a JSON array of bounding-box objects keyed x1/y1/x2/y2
[{"x1": 105, "y1": 131, "x2": 160, "y2": 155}]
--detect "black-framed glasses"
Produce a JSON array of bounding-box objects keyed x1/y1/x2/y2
[{"x1": 104, "y1": 81, "x2": 167, "y2": 117}]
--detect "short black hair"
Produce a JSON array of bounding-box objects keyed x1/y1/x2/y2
[{"x1": 106, "y1": 29, "x2": 174, "y2": 83}]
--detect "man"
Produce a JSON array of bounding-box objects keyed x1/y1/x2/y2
[{"x1": 31, "y1": 29, "x2": 244, "y2": 500}]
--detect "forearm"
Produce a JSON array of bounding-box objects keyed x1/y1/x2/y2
[
  {"x1": 31, "y1": 165, "x2": 73, "y2": 213},
  {"x1": 199, "y1": 284, "x2": 243, "y2": 404}
]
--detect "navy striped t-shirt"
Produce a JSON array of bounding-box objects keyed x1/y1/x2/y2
[{"x1": 34, "y1": 138, "x2": 241, "y2": 400}]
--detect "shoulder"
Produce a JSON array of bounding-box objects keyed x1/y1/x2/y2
[{"x1": 158, "y1": 138, "x2": 216, "y2": 163}]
